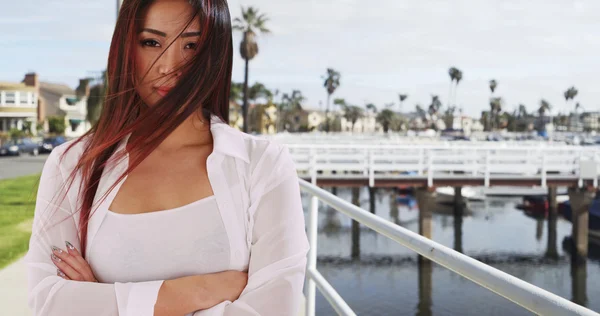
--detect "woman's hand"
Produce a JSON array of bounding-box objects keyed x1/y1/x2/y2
[{"x1": 51, "y1": 241, "x2": 98, "y2": 282}]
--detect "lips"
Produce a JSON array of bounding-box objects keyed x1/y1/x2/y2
[{"x1": 155, "y1": 86, "x2": 173, "y2": 97}]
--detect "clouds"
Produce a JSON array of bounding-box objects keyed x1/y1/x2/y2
[{"x1": 1, "y1": 0, "x2": 598, "y2": 116}]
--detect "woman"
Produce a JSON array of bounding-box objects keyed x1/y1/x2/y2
[{"x1": 25, "y1": 0, "x2": 309, "y2": 315}]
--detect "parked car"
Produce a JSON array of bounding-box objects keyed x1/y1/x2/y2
[
  {"x1": 40, "y1": 136, "x2": 67, "y2": 154},
  {"x1": 0, "y1": 138, "x2": 41, "y2": 156}
]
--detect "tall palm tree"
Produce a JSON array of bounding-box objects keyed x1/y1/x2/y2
[
  {"x1": 564, "y1": 86, "x2": 578, "y2": 130},
  {"x1": 233, "y1": 6, "x2": 270, "y2": 133},
  {"x1": 448, "y1": 67, "x2": 463, "y2": 115},
  {"x1": 398, "y1": 94, "x2": 408, "y2": 113},
  {"x1": 323, "y1": 68, "x2": 341, "y2": 132},
  {"x1": 454, "y1": 69, "x2": 463, "y2": 108}
]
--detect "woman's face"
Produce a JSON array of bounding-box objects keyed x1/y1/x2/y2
[{"x1": 135, "y1": 0, "x2": 200, "y2": 107}]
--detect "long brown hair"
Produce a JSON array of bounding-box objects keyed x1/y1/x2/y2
[{"x1": 57, "y1": 0, "x2": 234, "y2": 257}]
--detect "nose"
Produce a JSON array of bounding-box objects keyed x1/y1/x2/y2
[{"x1": 157, "y1": 43, "x2": 183, "y2": 77}]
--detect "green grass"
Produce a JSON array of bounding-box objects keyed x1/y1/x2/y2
[{"x1": 0, "y1": 174, "x2": 40, "y2": 269}]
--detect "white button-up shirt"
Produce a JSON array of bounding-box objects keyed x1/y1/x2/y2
[{"x1": 25, "y1": 115, "x2": 309, "y2": 315}]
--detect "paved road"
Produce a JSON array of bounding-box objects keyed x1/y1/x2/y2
[{"x1": 0, "y1": 155, "x2": 48, "y2": 180}]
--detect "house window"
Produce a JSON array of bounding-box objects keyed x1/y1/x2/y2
[
  {"x1": 5, "y1": 92, "x2": 15, "y2": 104},
  {"x1": 20, "y1": 92, "x2": 30, "y2": 105}
]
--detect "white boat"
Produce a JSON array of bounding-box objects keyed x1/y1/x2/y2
[
  {"x1": 436, "y1": 186, "x2": 568, "y2": 202},
  {"x1": 436, "y1": 186, "x2": 485, "y2": 203}
]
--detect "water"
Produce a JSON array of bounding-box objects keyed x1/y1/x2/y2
[{"x1": 301, "y1": 187, "x2": 600, "y2": 315}]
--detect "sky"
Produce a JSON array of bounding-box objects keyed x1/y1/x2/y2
[{"x1": 2, "y1": 0, "x2": 599, "y2": 117}]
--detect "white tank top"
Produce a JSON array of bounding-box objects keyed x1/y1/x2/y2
[{"x1": 88, "y1": 195, "x2": 230, "y2": 283}]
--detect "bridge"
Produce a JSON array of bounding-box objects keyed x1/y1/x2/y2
[{"x1": 273, "y1": 135, "x2": 600, "y2": 315}]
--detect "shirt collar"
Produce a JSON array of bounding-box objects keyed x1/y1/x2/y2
[
  {"x1": 209, "y1": 114, "x2": 249, "y2": 163},
  {"x1": 115, "y1": 114, "x2": 249, "y2": 164}
]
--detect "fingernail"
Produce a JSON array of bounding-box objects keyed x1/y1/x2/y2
[
  {"x1": 51, "y1": 254, "x2": 61, "y2": 262},
  {"x1": 51, "y1": 246, "x2": 63, "y2": 254},
  {"x1": 57, "y1": 269, "x2": 66, "y2": 278},
  {"x1": 65, "y1": 241, "x2": 75, "y2": 251}
]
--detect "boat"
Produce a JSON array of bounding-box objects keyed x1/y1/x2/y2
[
  {"x1": 559, "y1": 197, "x2": 600, "y2": 230},
  {"x1": 517, "y1": 195, "x2": 569, "y2": 217},
  {"x1": 436, "y1": 186, "x2": 567, "y2": 203},
  {"x1": 436, "y1": 186, "x2": 485, "y2": 203}
]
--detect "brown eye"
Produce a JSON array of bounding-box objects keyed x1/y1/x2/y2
[
  {"x1": 185, "y1": 42, "x2": 198, "y2": 50},
  {"x1": 141, "y1": 39, "x2": 161, "y2": 47}
]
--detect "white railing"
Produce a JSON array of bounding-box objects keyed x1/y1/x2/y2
[
  {"x1": 300, "y1": 177, "x2": 599, "y2": 316},
  {"x1": 287, "y1": 145, "x2": 600, "y2": 188}
]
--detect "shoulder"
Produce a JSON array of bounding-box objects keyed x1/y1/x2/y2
[{"x1": 243, "y1": 131, "x2": 293, "y2": 174}]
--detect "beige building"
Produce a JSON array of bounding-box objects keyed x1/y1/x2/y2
[
  {"x1": 39, "y1": 79, "x2": 91, "y2": 138},
  {"x1": 0, "y1": 73, "x2": 39, "y2": 134}
]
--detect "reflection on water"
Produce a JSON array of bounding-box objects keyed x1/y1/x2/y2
[{"x1": 302, "y1": 187, "x2": 600, "y2": 315}]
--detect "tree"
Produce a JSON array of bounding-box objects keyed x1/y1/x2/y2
[
  {"x1": 230, "y1": 81, "x2": 244, "y2": 105},
  {"x1": 48, "y1": 116, "x2": 66, "y2": 135},
  {"x1": 244, "y1": 82, "x2": 273, "y2": 133},
  {"x1": 539, "y1": 99, "x2": 551, "y2": 116},
  {"x1": 87, "y1": 71, "x2": 106, "y2": 126},
  {"x1": 365, "y1": 103, "x2": 377, "y2": 114},
  {"x1": 448, "y1": 67, "x2": 462, "y2": 110},
  {"x1": 233, "y1": 6, "x2": 270, "y2": 133},
  {"x1": 376, "y1": 109, "x2": 395, "y2": 133},
  {"x1": 489, "y1": 97, "x2": 503, "y2": 130},
  {"x1": 428, "y1": 95, "x2": 442, "y2": 116},
  {"x1": 443, "y1": 106, "x2": 457, "y2": 130},
  {"x1": 279, "y1": 90, "x2": 305, "y2": 132},
  {"x1": 342, "y1": 105, "x2": 364, "y2": 132},
  {"x1": 564, "y1": 86, "x2": 579, "y2": 130},
  {"x1": 538, "y1": 99, "x2": 552, "y2": 132},
  {"x1": 517, "y1": 104, "x2": 528, "y2": 118},
  {"x1": 398, "y1": 94, "x2": 408, "y2": 112},
  {"x1": 322, "y1": 68, "x2": 341, "y2": 132},
  {"x1": 489, "y1": 79, "x2": 498, "y2": 94}
]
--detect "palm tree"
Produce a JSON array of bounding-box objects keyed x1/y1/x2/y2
[
  {"x1": 376, "y1": 109, "x2": 395, "y2": 133},
  {"x1": 323, "y1": 68, "x2": 341, "y2": 133},
  {"x1": 538, "y1": 99, "x2": 552, "y2": 130},
  {"x1": 517, "y1": 104, "x2": 527, "y2": 118},
  {"x1": 564, "y1": 86, "x2": 578, "y2": 130},
  {"x1": 443, "y1": 106, "x2": 457, "y2": 130},
  {"x1": 489, "y1": 80, "x2": 498, "y2": 94},
  {"x1": 365, "y1": 103, "x2": 377, "y2": 114},
  {"x1": 489, "y1": 97, "x2": 503, "y2": 130},
  {"x1": 233, "y1": 6, "x2": 270, "y2": 133},
  {"x1": 278, "y1": 90, "x2": 304, "y2": 132},
  {"x1": 428, "y1": 95, "x2": 442, "y2": 116},
  {"x1": 342, "y1": 105, "x2": 364, "y2": 132},
  {"x1": 448, "y1": 67, "x2": 463, "y2": 109},
  {"x1": 454, "y1": 69, "x2": 463, "y2": 108},
  {"x1": 398, "y1": 94, "x2": 408, "y2": 112}
]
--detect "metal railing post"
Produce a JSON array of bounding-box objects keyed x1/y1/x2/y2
[
  {"x1": 541, "y1": 153, "x2": 547, "y2": 188},
  {"x1": 485, "y1": 150, "x2": 491, "y2": 187},
  {"x1": 427, "y1": 150, "x2": 433, "y2": 187},
  {"x1": 369, "y1": 150, "x2": 375, "y2": 187}
]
